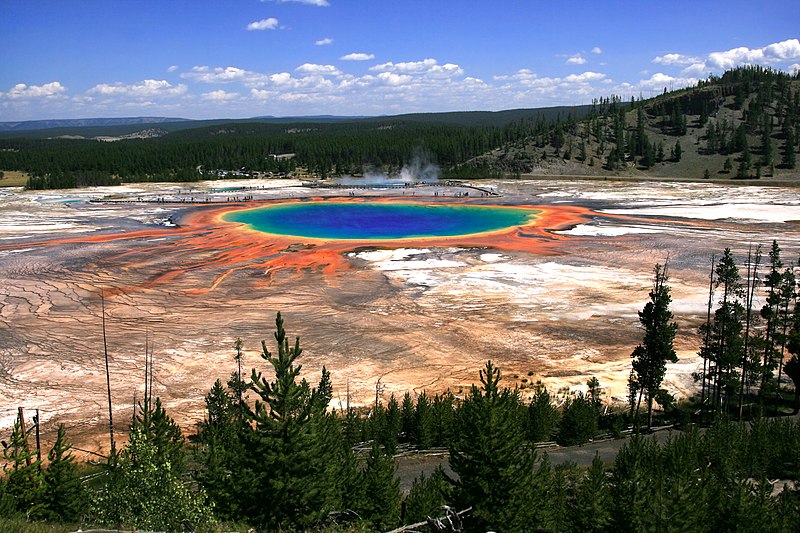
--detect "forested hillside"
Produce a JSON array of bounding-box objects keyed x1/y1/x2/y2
[
  {"x1": 477, "y1": 66, "x2": 800, "y2": 180},
  {"x1": 0, "y1": 66, "x2": 798, "y2": 189}
]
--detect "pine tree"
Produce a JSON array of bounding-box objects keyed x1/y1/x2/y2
[
  {"x1": 1, "y1": 409, "x2": 45, "y2": 518},
  {"x1": 412, "y1": 392, "x2": 434, "y2": 449},
  {"x1": 527, "y1": 381, "x2": 559, "y2": 442},
  {"x1": 241, "y1": 312, "x2": 340, "y2": 530},
  {"x1": 196, "y1": 379, "x2": 247, "y2": 520},
  {"x1": 42, "y1": 424, "x2": 85, "y2": 522},
  {"x1": 400, "y1": 392, "x2": 415, "y2": 442},
  {"x1": 783, "y1": 124, "x2": 796, "y2": 168},
  {"x1": 557, "y1": 392, "x2": 598, "y2": 446},
  {"x1": 450, "y1": 361, "x2": 548, "y2": 531},
  {"x1": 571, "y1": 454, "x2": 611, "y2": 531},
  {"x1": 403, "y1": 466, "x2": 452, "y2": 524},
  {"x1": 132, "y1": 396, "x2": 184, "y2": 474},
  {"x1": 709, "y1": 249, "x2": 746, "y2": 412},
  {"x1": 355, "y1": 443, "x2": 401, "y2": 530},
  {"x1": 380, "y1": 394, "x2": 402, "y2": 454},
  {"x1": 631, "y1": 263, "x2": 679, "y2": 428}
]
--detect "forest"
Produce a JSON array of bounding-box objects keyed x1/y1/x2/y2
[
  {"x1": 1, "y1": 66, "x2": 798, "y2": 189},
  {"x1": 2, "y1": 241, "x2": 800, "y2": 532}
]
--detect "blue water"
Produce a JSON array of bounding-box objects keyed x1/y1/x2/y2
[{"x1": 223, "y1": 202, "x2": 540, "y2": 240}]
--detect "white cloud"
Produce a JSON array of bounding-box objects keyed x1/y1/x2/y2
[
  {"x1": 681, "y1": 62, "x2": 708, "y2": 76},
  {"x1": 315, "y1": 37, "x2": 333, "y2": 46},
  {"x1": 707, "y1": 46, "x2": 765, "y2": 69},
  {"x1": 370, "y1": 58, "x2": 438, "y2": 73},
  {"x1": 789, "y1": 63, "x2": 800, "y2": 74},
  {"x1": 564, "y1": 71, "x2": 606, "y2": 82},
  {"x1": 613, "y1": 73, "x2": 699, "y2": 97},
  {"x1": 295, "y1": 63, "x2": 341, "y2": 76},
  {"x1": 656, "y1": 39, "x2": 800, "y2": 76},
  {"x1": 652, "y1": 53, "x2": 700, "y2": 66},
  {"x1": 368, "y1": 58, "x2": 463, "y2": 79},
  {"x1": 182, "y1": 66, "x2": 271, "y2": 86},
  {"x1": 377, "y1": 72, "x2": 413, "y2": 86},
  {"x1": 167, "y1": 65, "x2": 179, "y2": 73},
  {"x1": 566, "y1": 54, "x2": 586, "y2": 65},
  {"x1": 88, "y1": 79, "x2": 187, "y2": 98},
  {"x1": 202, "y1": 90, "x2": 239, "y2": 101},
  {"x1": 340, "y1": 52, "x2": 375, "y2": 61},
  {"x1": 270, "y1": 72, "x2": 293, "y2": 85},
  {"x1": 764, "y1": 39, "x2": 800, "y2": 60},
  {"x1": 591, "y1": 47, "x2": 602, "y2": 55},
  {"x1": 1, "y1": 81, "x2": 66, "y2": 99},
  {"x1": 246, "y1": 18, "x2": 279, "y2": 31},
  {"x1": 261, "y1": 0, "x2": 329, "y2": 5}
]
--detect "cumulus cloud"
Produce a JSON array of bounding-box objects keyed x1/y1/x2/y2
[
  {"x1": 370, "y1": 58, "x2": 438, "y2": 73},
  {"x1": 88, "y1": 79, "x2": 187, "y2": 98},
  {"x1": 566, "y1": 54, "x2": 586, "y2": 65},
  {"x1": 1, "y1": 81, "x2": 66, "y2": 99},
  {"x1": 315, "y1": 37, "x2": 333, "y2": 46},
  {"x1": 652, "y1": 53, "x2": 700, "y2": 66},
  {"x1": 295, "y1": 63, "x2": 342, "y2": 76},
  {"x1": 340, "y1": 52, "x2": 375, "y2": 61},
  {"x1": 247, "y1": 18, "x2": 279, "y2": 31},
  {"x1": 369, "y1": 58, "x2": 463, "y2": 78},
  {"x1": 201, "y1": 90, "x2": 239, "y2": 101},
  {"x1": 655, "y1": 39, "x2": 800, "y2": 76},
  {"x1": 591, "y1": 47, "x2": 602, "y2": 55},
  {"x1": 377, "y1": 72, "x2": 413, "y2": 86},
  {"x1": 564, "y1": 71, "x2": 606, "y2": 82},
  {"x1": 182, "y1": 66, "x2": 271, "y2": 86},
  {"x1": 167, "y1": 65, "x2": 179, "y2": 73}
]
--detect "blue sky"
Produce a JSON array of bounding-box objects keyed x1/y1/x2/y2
[{"x1": 1, "y1": 0, "x2": 799, "y2": 121}]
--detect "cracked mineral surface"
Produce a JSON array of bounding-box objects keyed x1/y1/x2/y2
[{"x1": 1, "y1": 178, "x2": 798, "y2": 455}]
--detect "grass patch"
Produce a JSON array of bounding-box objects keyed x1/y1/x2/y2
[{"x1": 0, "y1": 170, "x2": 29, "y2": 187}]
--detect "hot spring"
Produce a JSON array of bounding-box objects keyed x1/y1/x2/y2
[{"x1": 222, "y1": 201, "x2": 542, "y2": 240}]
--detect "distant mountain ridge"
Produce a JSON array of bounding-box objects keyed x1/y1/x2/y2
[
  {"x1": 0, "y1": 107, "x2": 591, "y2": 138},
  {"x1": 0, "y1": 116, "x2": 192, "y2": 132}
]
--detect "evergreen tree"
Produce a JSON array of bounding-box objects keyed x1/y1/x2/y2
[
  {"x1": 631, "y1": 263, "x2": 679, "y2": 428},
  {"x1": 241, "y1": 312, "x2": 340, "y2": 530},
  {"x1": 450, "y1": 361, "x2": 548, "y2": 531},
  {"x1": 557, "y1": 392, "x2": 598, "y2": 446},
  {"x1": 403, "y1": 466, "x2": 452, "y2": 524},
  {"x1": 783, "y1": 124, "x2": 796, "y2": 168},
  {"x1": 760, "y1": 241, "x2": 783, "y2": 398},
  {"x1": 412, "y1": 392, "x2": 434, "y2": 449},
  {"x1": 1, "y1": 410, "x2": 45, "y2": 518},
  {"x1": 673, "y1": 139, "x2": 682, "y2": 162},
  {"x1": 132, "y1": 396, "x2": 184, "y2": 474},
  {"x1": 42, "y1": 424, "x2": 85, "y2": 522},
  {"x1": 708, "y1": 249, "x2": 746, "y2": 412},
  {"x1": 400, "y1": 392, "x2": 415, "y2": 442},
  {"x1": 527, "y1": 381, "x2": 559, "y2": 442},
  {"x1": 723, "y1": 157, "x2": 733, "y2": 173},
  {"x1": 571, "y1": 454, "x2": 611, "y2": 531},
  {"x1": 380, "y1": 394, "x2": 402, "y2": 454},
  {"x1": 196, "y1": 379, "x2": 247, "y2": 520},
  {"x1": 355, "y1": 443, "x2": 401, "y2": 530}
]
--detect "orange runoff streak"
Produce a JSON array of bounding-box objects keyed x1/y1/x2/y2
[{"x1": 1, "y1": 198, "x2": 600, "y2": 296}]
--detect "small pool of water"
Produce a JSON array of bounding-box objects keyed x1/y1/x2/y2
[{"x1": 223, "y1": 201, "x2": 540, "y2": 240}]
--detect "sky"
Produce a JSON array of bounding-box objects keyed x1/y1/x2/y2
[{"x1": 1, "y1": 0, "x2": 799, "y2": 121}]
